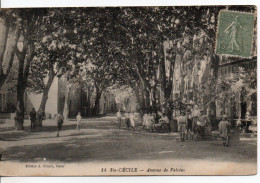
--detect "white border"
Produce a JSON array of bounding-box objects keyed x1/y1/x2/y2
[
  {"x1": 0, "y1": 0, "x2": 258, "y2": 8},
  {"x1": 0, "y1": 1, "x2": 259, "y2": 183}
]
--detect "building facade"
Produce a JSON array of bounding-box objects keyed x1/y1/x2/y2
[
  {"x1": 57, "y1": 75, "x2": 117, "y2": 118},
  {"x1": 216, "y1": 57, "x2": 257, "y2": 121}
]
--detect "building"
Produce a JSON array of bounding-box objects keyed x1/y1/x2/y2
[
  {"x1": 57, "y1": 74, "x2": 117, "y2": 118},
  {"x1": 216, "y1": 56, "x2": 257, "y2": 120},
  {"x1": 163, "y1": 31, "x2": 257, "y2": 128}
]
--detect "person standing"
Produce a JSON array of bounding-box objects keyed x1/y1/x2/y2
[
  {"x1": 218, "y1": 115, "x2": 231, "y2": 147},
  {"x1": 116, "y1": 109, "x2": 122, "y2": 129},
  {"x1": 56, "y1": 113, "x2": 64, "y2": 137},
  {"x1": 130, "y1": 112, "x2": 135, "y2": 131},
  {"x1": 125, "y1": 112, "x2": 130, "y2": 130},
  {"x1": 187, "y1": 110, "x2": 193, "y2": 140},
  {"x1": 76, "y1": 112, "x2": 82, "y2": 131},
  {"x1": 161, "y1": 113, "x2": 170, "y2": 132},
  {"x1": 146, "y1": 112, "x2": 153, "y2": 132},
  {"x1": 29, "y1": 108, "x2": 37, "y2": 130},
  {"x1": 178, "y1": 111, "x2": 188, "y2": 141}
]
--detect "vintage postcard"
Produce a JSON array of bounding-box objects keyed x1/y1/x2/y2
[{"x1": 0, "y1": 5, "x2": 257, "y2": 176}]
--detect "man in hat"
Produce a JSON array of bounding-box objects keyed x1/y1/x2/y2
[
  {"x1": 56, "y1": 112, "x2": 64, "y2": 137},
  {"x1": 29, "y1": 108, "x2": 37, "y2": 130},
  {"x1": 218, "y1": 114, "x2": 231, "y2": 147}
]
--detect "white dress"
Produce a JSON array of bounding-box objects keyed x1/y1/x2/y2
[
  {"x1": 130, "y1": 114, "x2": 135, "y2": 127},
  {"x1": 76, "y1": 114, "x2": 82, "y2": 125}
]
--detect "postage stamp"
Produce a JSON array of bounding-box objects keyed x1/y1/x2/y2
[{"x1": 215, "y1": 10, "x2": 255, "y2": 58}]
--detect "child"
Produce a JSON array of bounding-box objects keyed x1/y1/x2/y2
[
  {"x1": 218, "y1": 115, "x2": 231, "y2": 147},
  {"x1": 76, "y1": 112, "x2": 82, "y2": 131},
  {"x1": 130, "y1": 112, "x2": 135, "y2": 131},
  {"x1": 178, "y1": 111, "x2": 188, "y2": 142}
]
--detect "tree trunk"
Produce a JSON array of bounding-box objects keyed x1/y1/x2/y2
[
  {"x1": 0, "y1": 17, "x2": 9, "y2": 70},
  {"x1": 15, "y1": 39, "x2": 34, "y2": 130},
  {"x1": 0, "y1": 22, "x2": 20, "y2": 89},
  {"x1": 92, "y1": 85, "x2": 102, "y2": 115},
  {"x1": 144, "y1": 87, "x2": 150, "y2": 110},
  {"x1": 15, "y1": 86, "x2": 26, "y2": 130},
  {"x1": 158, "y1": 40, "x2": 175, "y2": 120},
  {"x1": 139, "y1": 84, "x2": 146, "y2": 113},
  {"x1": 36, "y1": 67, "x2": 56, "y2": 127},
  {"x1": 151, "y1": 84, "x2": 158, "y2": 113},
  {"x1": 63, "y1": 87, "x2": 70, "y2": 121},
  {"x1": 85, "y1": 85, "x2": 93, "y2": 116},
  {"x1": 158, "y1": 41, "x2": 168, "y2": 114},
  {"x1": 130, "y1": 81, "x2": 144, "y2": 116}
]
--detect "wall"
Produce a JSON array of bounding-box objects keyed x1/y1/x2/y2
[{"x1": 27, "y1": 77, "x2": 58, "y2": 115}]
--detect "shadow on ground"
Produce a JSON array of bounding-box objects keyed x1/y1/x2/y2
[
  {"x1": 1, "y1": 128, "x2": 257, "y2": 164},
  {"x1": 0, "y1": 117, "x2": 257, "y2": 164}
]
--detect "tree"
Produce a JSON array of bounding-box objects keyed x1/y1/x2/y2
[
  {"x1": 28, "y1": 8, "x2": 88, "y2": 124},
  {"x1": 12, "y1": 9, "x2": 48, "y2": 129},
  {"x1": 0, "y1": 10, "x2": 21, "y2": 89}
]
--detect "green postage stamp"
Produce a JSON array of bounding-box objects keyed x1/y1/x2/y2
[{"x1": 215, "y1": 10, "x2": 255, "y2": 58}]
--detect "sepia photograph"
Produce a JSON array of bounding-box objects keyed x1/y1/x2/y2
[{"x1": 0, "y1": 5, "x2": 257, "y2": 176}]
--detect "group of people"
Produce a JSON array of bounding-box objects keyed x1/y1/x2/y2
[
  {"x1": 116, "y1": 110, "x2": 136, "y2": 130},
  {"x1": 56, "y1": 111, "x2": 82, "y2": 137},
  {"x1": 176, "y1": 104, "x2": 207, "y2": 142},
  {"x1": 55, "y1": 111, "x2": 83, "y2": 137},
  {"x1": 29, "y1": 106, "x2": 231, "y2": 146},
  {"x1": 28, "y1": 108, "x2": 83, "y2": 137},
  {"x1": 143, "y1": 112, "x2": 157, "y2": 132},
  {"x1": 116, "y1": 105, "x2": 232, "y2": 147},
  {"x1": 28, "y1": 108, "x2": 46, "y2": 131}
]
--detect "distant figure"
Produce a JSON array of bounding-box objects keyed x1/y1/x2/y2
[
  {"x1": 116, "y1": 109, "x2": 122, "y2": 129},
  {"x1": 145, "y1": 112, "x2": 155, "y2": 132},
  {"x1": 161, "y1": 113, "x2": 169, "y2": 124},
  {"x1": 125, "y1": 112, "x2": 130, "y2": 130},
  {"x1": 161, "y1": 113, "x2": 170, "y2": 132},
  {"x1": 29, "y1": 108, "x2": 37, "y2": 130},
  {"x1": 143, "y1": 113, "x2": 148, "y2": 129},
  {"x1": 218, "y1": 115, "x2": 231, "y2": 147},
  {"x1": 76, "y1": 112, "x2": 82, "y2": 131},
  {"x1": 56, "y1": 113, "x2": 64, "y2": 137},
  {"x1": 178, "y1": 111, "x2": 188, "y2": 142},
  {"x1": 37, "y1": 111, "x2": 45, "y2": 127},
  {"x1": 187, "y1": 110, "x2": 193, "y2": 139},
  {"x1": 130, "y1": 112, "x2": 135, "y2": 131}
]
